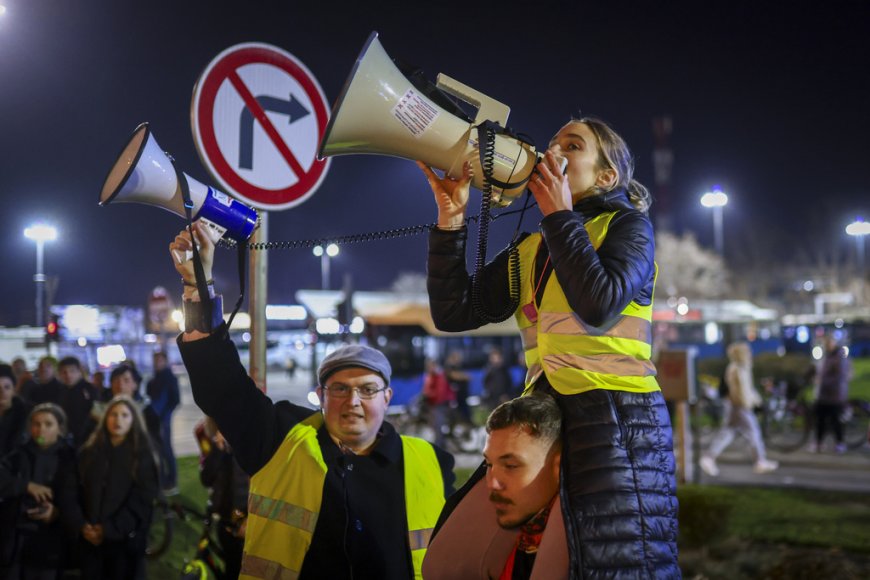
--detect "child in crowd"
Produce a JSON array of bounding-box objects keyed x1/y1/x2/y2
[
  {"x1": 70, "y1": 396, "x2": 159, "y2": 580},
  {"x1": 0, "y1": 403, "x2": 78, "y2": 580}
]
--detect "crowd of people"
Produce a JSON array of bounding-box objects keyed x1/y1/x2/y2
[{"x1": 0, "y1": 353, "x2": 180, "y2": 579}]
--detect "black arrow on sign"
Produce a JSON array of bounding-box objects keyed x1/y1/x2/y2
[{"x1": 239, "y1": 94, "x2": 311, "y2": 170}]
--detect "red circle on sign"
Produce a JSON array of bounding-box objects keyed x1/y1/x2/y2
[{"x1": 193, "y1": 44, "x2": 330, "y2": 210}]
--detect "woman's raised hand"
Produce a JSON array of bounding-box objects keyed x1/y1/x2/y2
[
  {"x1": 417, "y1": 161, "x2": 472, "y2": 230},
  {"x1": 529, "y1": 149, "x2": 572, "y2": 217}
]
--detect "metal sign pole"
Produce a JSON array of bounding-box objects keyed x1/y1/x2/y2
[{"x1": 249, "y1": 212, "x2": 268, "y2": 393}]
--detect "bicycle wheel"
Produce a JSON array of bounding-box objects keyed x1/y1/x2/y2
[
  {"x1": 146, "y1": 499, "x2": 176, "y2": 560},
  {"x1": 764, "y1": 402, "x2": 811, "y2": 453},
  {"x1": 181, "y1": 559, "x2": 209, "y2": 580},
  {"x1": 842, "y1": 399, "x2": 870, "y2": 450}
]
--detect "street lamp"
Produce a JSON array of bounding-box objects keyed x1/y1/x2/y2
[
  {"x1": 24, "y1": 223, "x2": 58, "y2": 327},
  {"x1": 700, "y1": 187, "x2": 728, "y2": 256},
  {"x1": 846, "y1": 217, "x2": 870, "y2": 302},
  {"x1": 313, "y1": 243, "x2": 339, "y2": 290}
]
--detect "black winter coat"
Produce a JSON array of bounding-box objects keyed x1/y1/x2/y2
[
  {"x1": 0, "y1": 439, "x2": 79, "y2": 569},
  {"x1": 0, "y1": 397, "x2": 29, "y2": 457},
  {"x1": 70, "y1": 437, "x2": 159, "y2": 543}
]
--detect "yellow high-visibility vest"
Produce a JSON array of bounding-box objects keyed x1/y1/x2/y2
[
  {"x1": 240, "y1": 413, "x2": 445, "y2": 580},
  {"x1": 514, "y1": 211, "x2": 659, "y2": 395}
]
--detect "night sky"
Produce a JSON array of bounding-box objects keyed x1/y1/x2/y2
[{"x1": 1, "y1": 1, "x2": 868, "y2": 326}]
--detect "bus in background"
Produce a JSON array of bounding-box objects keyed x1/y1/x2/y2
[{"x1": 653, "y1": 299, "x2": 783, "y2": 360}]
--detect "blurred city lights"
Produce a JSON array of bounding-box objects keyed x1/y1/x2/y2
[
  {"x1": 796, "y1": 326, "x2": 810, "y2": 344},
  {"x1": 700, "y1": 187, "x2": 728, "y2": 256},
  {"x1": 845, "y1": 218, "x2": 870, "y2": 236},
  {"x1": 812, "y1": 346, "x2": 823, "y2": 360},
  {"x1": 700, "y1": 187, "x2": 728, "y2": 208},
  {"x1": 0, "y1": 5, "x2": 7, "y2": 17},
  {"x1": 265, "y1": 305, "x2": 308, "y2": 320},
  {"x1": 307, "y1": 391, "x2": 321, "y2": 406},
  {"x1": 97, "y1": 345, "x2": 127, "y2": 367},
  {"x1": 23, "y1": 223, "x2": 58, "y2": 242}
]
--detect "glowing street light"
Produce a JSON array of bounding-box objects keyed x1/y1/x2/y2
[
  {"x1": 700, "y1": 187, "x2": 728, "y2": 256},
  {"x1": 313, "y1": 243, "x2": 340, "y2": 290},
  {"x1": 24, "y1": 223, "x2": 58, "y2": 327},
  {"x1": 846, "y1": 217, "x2": 870, "y2": 302}
]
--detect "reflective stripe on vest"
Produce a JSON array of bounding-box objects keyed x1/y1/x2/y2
[
  {"x1": 240, "y1": 413, "x2": 445, "y2": 580},
  {"x1": 514, "y1": 211, "x2": 660, "y2": 395}
]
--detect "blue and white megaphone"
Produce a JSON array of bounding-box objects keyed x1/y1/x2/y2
[{"x1": 100, "y1": 123, "x2": 258, "y2": 244}]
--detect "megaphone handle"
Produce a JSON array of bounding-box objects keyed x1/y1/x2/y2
[{"x1": 170, "y1": 156, "x2": 216, "y2": 327}]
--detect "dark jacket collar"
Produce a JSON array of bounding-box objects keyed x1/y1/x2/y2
[
  {"x1": 572, "y1": 188, "x2": 634, "y2": 217},
  {"x1": 317, "y1": 419, "x2": 402, "y2": 464}
]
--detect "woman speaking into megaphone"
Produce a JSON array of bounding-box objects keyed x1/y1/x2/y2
[{"x1": 420, "y1": 117, "x2": 680, "y2": 579}]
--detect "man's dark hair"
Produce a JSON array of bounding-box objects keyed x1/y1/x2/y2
[
  {"x1": 110, "y1": 363, "x2": 140, "y2": 384},
  {"x1": 486, "y1": 393, "x2": 562, "y2": 444},
  {"x1": 58, "y1": 356, "x2": 81, "y2": 369}
]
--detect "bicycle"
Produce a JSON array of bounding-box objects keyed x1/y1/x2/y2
[
  {"x1": 146, "y1": 495, "x2": 176, "y2": 560},
  {"x1": 761, "y1": 382, "x2": 870, "y2": 452},
  {"x1": 175, "y1": 504, "x2": 226, "y2": 580}
]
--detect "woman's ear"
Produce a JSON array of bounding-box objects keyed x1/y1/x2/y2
[{"x1": 596, "y1": 168, "x2": 617, "y2": 189}]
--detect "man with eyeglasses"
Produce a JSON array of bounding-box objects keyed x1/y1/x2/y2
[{"x1": 169, "y1": 223, "x2": 455, "y2": 580}]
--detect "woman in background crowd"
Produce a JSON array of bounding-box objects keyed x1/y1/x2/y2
[{"x1": 71, "y1": 396, "x2": 158, "y2": 580}]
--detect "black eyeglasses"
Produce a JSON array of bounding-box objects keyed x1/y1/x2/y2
[{"x1": 322, "y1": 384, "x2": 387, "y2": 399}]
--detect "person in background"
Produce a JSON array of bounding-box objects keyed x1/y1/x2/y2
[
  {"x1": 146, "y1": 351, "x2": 180, "y2": 493},
  {"x1": 11, "y1": 358, "x2": 29, "y2": 385},
  {"x1": 56, "y1": 356, "x2": 100, "y2": 448},
  {"x1": 0, "y1": 403, "x2": 78, "y2": 580},
  {"x1": 107, "y1": 364, "x2": 164, "y2": 459},
  {"x1": 424, "y1": 393, "x2": 565, "y2": 580},
  {"x1": 701, "y1": 342, "x2": 778, "y2": 476},
  {"x1": 70, "y1": 396, "x2": 159, "y2": 580},
  {"x1": 0, "y1": 364, "x2": 29, "y2": 457},
  {"x1": 422, "y1": 358, "x2": 454, "y2": 449},
  {"x1": 195, "y1": 417, "x2": 249, "y2": 580},
  {"x1": 444, "y1": 350, "x2": 472, "y2": 426},
  {"x1": 482, "y1": 348, "x2": 514, "y2": 412},
  {"x1": 19, "y1": 357, "x2": 62, "y2": 407},
  {"x1": 91, "y1": 370, "x2": 107, "y2": 392},
  {"x1": 812, "y1": 336, "x2": 852, "y2": 453}
]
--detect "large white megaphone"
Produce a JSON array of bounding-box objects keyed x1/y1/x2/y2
[
  {"x1": 318, "y1": 32, "x2": 540, "y2": 207},
  {"x1": 100, "y1": 123, "x2": 258, "y2": 243}
]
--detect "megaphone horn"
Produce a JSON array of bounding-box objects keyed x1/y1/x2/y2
[
  {"x1": 99, "y1": 123, "x2": 258, "y2": 243},
  {"x1": 318, "y1": 32, "x2": 539, "y2": 207}
]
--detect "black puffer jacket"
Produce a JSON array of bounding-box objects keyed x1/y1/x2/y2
[{"x1": 427, "y1": 189, "x2": 680, "y2": 579}]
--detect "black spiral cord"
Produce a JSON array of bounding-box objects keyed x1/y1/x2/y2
[{"x1": 469, "y1": 123, "x2": 524, "y2": 323}]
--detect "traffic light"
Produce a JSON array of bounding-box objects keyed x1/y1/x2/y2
[{"x1": 45, "y1": 314, "x2": 60, "y2": 342}]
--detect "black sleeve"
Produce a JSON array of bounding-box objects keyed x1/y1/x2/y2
[
  {"x1": 426, "y1": 227, "x2": 516, "y2": 332},
  {"x1": 199, "y1": 448, "x2": 226, "y2": 488},
  {"x1": 540, "y1": 209, "x2": 655, "y2": 326},
  {"x1": 0, "y1": 450, "x2": 26, "y2": 499},
  {"x1": 177, "y1": 327, "x2": 314, "y2": 475},
  {"x1": 55, "y1": 447, "x2": 85, "y2": 536},
  {"x1": 432, "y1": 444, "x2": 456, "y2": 498},
  {"x1": 102, "y1": 450, "x2": 159, "y2": 541}
]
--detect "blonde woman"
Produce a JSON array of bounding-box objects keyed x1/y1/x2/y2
[{"x1": 700, "y1": 342, "x2": 778, "y2": 476}]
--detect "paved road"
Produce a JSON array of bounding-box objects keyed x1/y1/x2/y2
[{"x1": 169, "y1": 367, "x2": 870, "y2": 492}]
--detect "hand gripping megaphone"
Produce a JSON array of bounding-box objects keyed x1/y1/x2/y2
[
  {"x1": 99, "y1": 123, "x2": 258, "y2": 244},
  {"x1": 318, "y1": 32, "x2": 540, "y2": 207}
]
